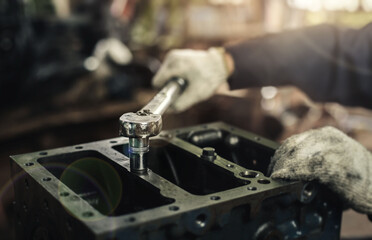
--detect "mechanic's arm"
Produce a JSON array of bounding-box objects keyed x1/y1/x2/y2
[
  {"x1": 226, "y1": 23, "x2": 372, "y2": 109},
  {"x1": 154, "y1": 23, "x2": 372, "y2": 111}
]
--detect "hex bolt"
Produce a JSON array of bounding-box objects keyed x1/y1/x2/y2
[{"x1": 201, "y1": 147, "x2": 217, "y2": 162}]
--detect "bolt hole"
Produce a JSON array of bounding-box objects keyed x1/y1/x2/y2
[
  {"x1": 42, "y1": 177, "x2": 51, "y2": 182},
  {"x1": 300, "y1": 182, "x2": 318, "y2": 203},
  {"x1": 25, "y1": 162, "x2": 34, "y2": 167},
  {"x1": 39, "y1": 152, "x2": 47, "y2": 156},
  {"x1": 75, "y1": 146, "x2": 83, "y2": 149},
  {"x1": 247, "y1": 186, "x2": 257, "y2": 191},
  {"x1": 60, "y1": 192, "x2": 70, "y2": 197},
  {"x1": 70, "y1": 196, "x2": 79, "y2": 201},
  {"x1": 126, "y1": 217, "x2": 136, "y2": 222},
  {"x1": 243, "y1": 180, "x2": 251, "y2": 185},
  {"x1": 195, "y1": 214, "x2": 207, "y2": 228},
  {"x1": 210, "y1": 196, "x2": 220, "y2": 201},
  {"x1": 169, "y1": 206, "x2": 179, "y2": 211},
  {"x1": 258, "y1": 179, "x2": 270, "y2": 184},
  {"x1": 240, "y1": 171, "x2": 259, "y2": 178},
  {"x1": 303, "y1": 184, "x2": 314, "y2": 197},
  {"x1": 226, "y1": 164, "x2": 234, "y2": 168},
  {"x1": 254, "y1": 137, "x2": 261, "y2": 141},
  {"x1": 110, "y1": 140, "x2": 117, "y2": 144},
  {"x1": 82, "y1": 211, "x2": 93, "y2": 218}
]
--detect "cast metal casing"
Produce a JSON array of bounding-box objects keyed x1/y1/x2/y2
[{"x1": 11, "y1": 122, "x2": 343, "y2": 240}]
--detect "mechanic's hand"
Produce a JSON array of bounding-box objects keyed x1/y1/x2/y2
[
  {"x1": 95, "y1": 38, "x2": 133, "y2": 65},
  {"x1": 269, "y1": 126, "x2": 372, "y2": 215},
  {"x1": 152, "y1": 48, "x2": 232, "y2": 112},
  {"x1": 85, "y1": 38, "x2": 133, "y2": 71}
]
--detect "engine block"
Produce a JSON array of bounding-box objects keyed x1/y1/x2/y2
[{"x1": 11, "y1": 122, "x2": 342, "y2": 240}]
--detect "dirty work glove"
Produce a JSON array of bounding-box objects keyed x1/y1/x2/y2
[
  {"x1": 152, "y1": 48, "x2": 230, "y2": 112},
  {"x1": 269, "y1": 126, "x2": 372, "y2": 215}
]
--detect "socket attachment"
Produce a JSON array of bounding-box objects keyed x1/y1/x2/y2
[{"x1": 119, "y1": 77, "x2": 187, "y2": 174}]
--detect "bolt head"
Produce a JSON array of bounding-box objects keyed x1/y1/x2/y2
[
  {"x1": 202, "y1": 147, "x2": 215, "y2": 156},
  {"x1": 201, "y1": 147, "x2": 217, "y2": 161}
]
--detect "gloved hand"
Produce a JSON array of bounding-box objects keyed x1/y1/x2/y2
[
  {"x1": 269, "y1": 126, "x2": 372, "y2": 215},
  {"x1": 152, "y1": 48, "x2": 231, "y2": 112},
  {"x1": 85, "y1": 38, "x2": 133, "y2": 71}
]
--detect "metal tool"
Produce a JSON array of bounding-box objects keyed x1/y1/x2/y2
[{"x1": 119, "y1": 77, "x2": 187, "y2": 174}]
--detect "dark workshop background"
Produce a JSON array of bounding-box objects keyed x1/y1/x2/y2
[{"x1": 1, "y1": 0, "x2": 372, "y2": 239}]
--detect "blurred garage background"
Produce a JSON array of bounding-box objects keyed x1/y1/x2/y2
[{"x1": 1, "y1": 0, "x2": 372, "y2": 239}]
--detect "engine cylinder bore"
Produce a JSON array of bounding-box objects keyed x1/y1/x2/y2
[
  {"x1": 180, "y1": 129, "x2": 275, "y2": 176},
  {"x1": 37, "y1": 150, "x2": 173, "y2": 216},
  {"x1": 114, "y1": 141, "x2": 247, "y2": 195}
]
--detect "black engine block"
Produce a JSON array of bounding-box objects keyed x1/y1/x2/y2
[{"x1": 11, "y1": 122, "x2": 342, "y2": 240}]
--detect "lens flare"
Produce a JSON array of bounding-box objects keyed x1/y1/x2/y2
[{"x1": 58, "y1": 157, "x2": 123, "y2": 217}]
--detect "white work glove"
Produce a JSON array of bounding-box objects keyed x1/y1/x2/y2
[
  {"x1": 95, "y1": 38, "x2": 133, "y2": 65},
  {"x1": 152, "y1": 48, "x2": 229, "y2": 112},
  {"x1": 269, "y1": 126, "x2": 372, "y2": 215},
  {"x1": 85, "y1": 38, "x2": 133, "y2": 71}
]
